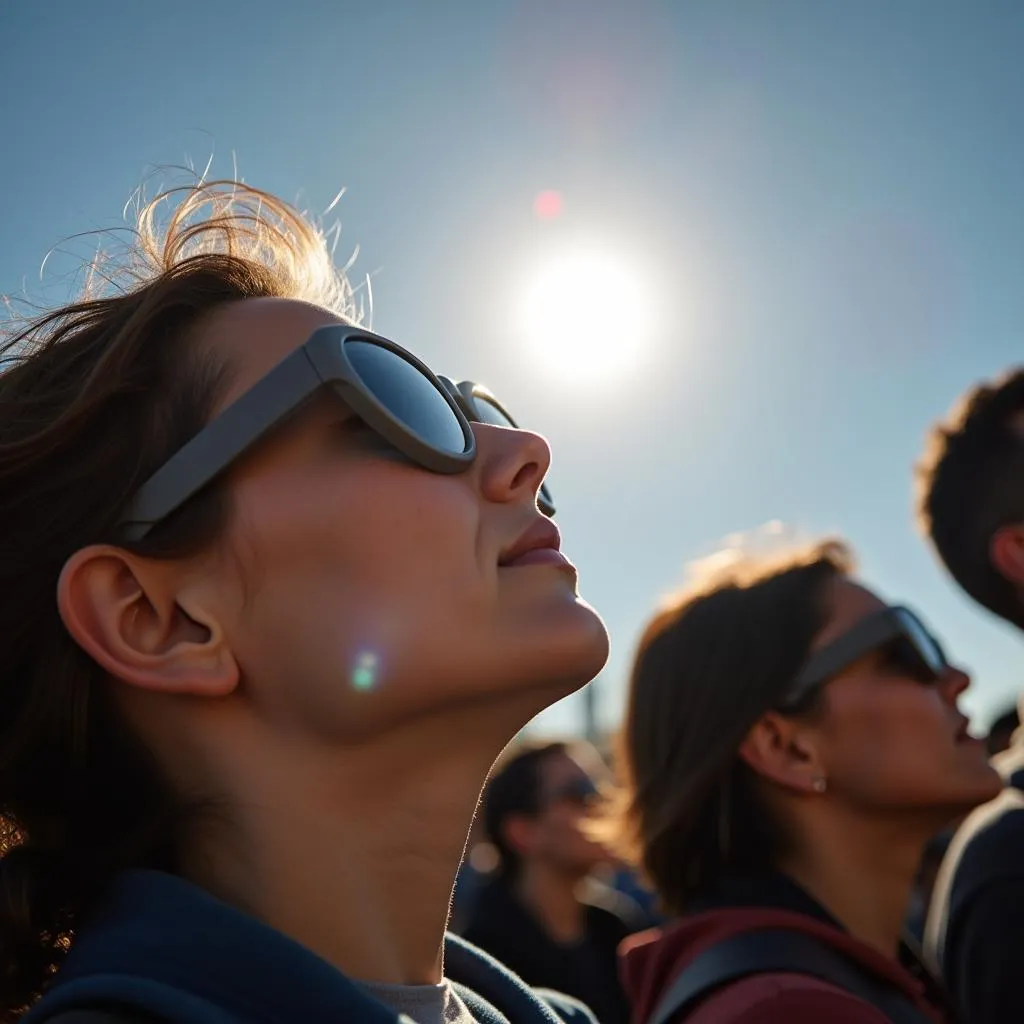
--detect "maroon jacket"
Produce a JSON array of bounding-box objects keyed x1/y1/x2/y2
[{"x1": 619, "y1": 895, "x2": 948, "y2": 1024}]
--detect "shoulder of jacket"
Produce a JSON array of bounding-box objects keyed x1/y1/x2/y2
[{"x1": 682, "y1": 971, "x2": 893, "y2": 1024}]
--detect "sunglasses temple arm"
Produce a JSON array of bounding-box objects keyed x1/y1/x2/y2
[{"x1": 120, "y1": 349, "x2": 323, "y2": 538}]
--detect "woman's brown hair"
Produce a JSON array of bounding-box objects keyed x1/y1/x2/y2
[
  {"x1": 611, "y1": 539, "x2": 854, "y2": 917},
  {"x1": 0, "y1": 178, "x2": 355, "y2": 1018}
]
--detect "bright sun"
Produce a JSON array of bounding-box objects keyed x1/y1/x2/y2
[{"x1": 520, "y1": 246, "x2": 653, "y2": 382}]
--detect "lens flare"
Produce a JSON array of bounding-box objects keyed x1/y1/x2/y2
[
  {"x1": 533, "y1": 190, "x2": 563, "y2": 220},
  {"x1": 351, "y1": 650, "x2": 380, "y2": 691}
]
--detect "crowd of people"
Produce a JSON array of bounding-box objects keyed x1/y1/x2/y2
[{"x1": 1, "y1": 178, "x2": 1024, "y2": 1023}]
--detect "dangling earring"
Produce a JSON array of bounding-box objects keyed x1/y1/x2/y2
[{"x1": 811, "y1": 775, "x2": 827, "y2": 793}]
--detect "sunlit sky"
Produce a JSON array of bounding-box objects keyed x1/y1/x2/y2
[{"x1": 5, "y1": 1, "x2": 1024, "y2": 736}]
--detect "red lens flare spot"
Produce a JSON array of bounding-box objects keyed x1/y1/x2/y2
[{"x1": 533, "y1": 190, "x2": 563, "y2": 220}]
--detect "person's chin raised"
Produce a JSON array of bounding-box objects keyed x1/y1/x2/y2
[
  {"x1": 462, "y1": 591, "x2": 609, "y2": 708},
  {"x1": 528, "y1": 598, "x2": 610, "y2": 693}
]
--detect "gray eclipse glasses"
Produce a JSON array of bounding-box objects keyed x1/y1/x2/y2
[
  {"x1": 118, "y1": 325, "x2": 555, "y2": 541},
  {"x1": 778, "y1": 605, "x2": 948, "y2": 712}
]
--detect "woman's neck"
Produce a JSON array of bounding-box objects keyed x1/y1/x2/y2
[
  {"x1": 777, "y1": 815, "x2": 931, "y2": 957},
  {"x1": 179, "y1": 706, "x2": 527, "y2": 986}
]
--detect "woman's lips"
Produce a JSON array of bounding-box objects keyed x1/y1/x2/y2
[{"x1": 501, "y1": 547, "x2": 575, "y2": 570}]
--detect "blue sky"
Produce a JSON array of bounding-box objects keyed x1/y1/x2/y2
[{"x1": 4, "y1": 0, "x2": 1024, "y2": 735}]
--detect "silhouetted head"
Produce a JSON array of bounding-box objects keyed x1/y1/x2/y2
[{"x1": 917, "y1": 369, "x2": 1024, "y2": 627}]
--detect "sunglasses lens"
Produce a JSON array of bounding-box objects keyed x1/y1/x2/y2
[
  {"x1": 471, "y1": 391, "x2": 556, "y2": 514},
  {"x1": 885, "y1": 639, "x2": 929, "y2": 680},
  {"x1": 344, "y1": 341, "x2": 469, "y2": 455},
  {"x1": 471, "y1": 393, "x2": 516, "y2": 430},
  {"x1": 895, "y1": 609, "x2": 947, "y2": 678},
  {"x1": 549, "y1": 778, "x2": 599, "y2": 807},
  {"x1": 570, "y1": 778, "x2": 599, "y2": 803}
]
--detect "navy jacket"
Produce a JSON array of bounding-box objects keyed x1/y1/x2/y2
[
  {"x1": 25, "y1": 870, "x2": 597, "y2": 1024},
  {"x1": 924, "y1": 745, "x2": 1024, "y2": 1024},
  {"x1": 463, "y1": 876, "x2": 639, "y2": 1024}
]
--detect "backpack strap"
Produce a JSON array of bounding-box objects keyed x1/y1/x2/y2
[
  {"x1": 44, "y1": 1013, "x2": 163, "y2": 1023},
  {"x1": 45, "y1": 1014, "x2": 161, "y2": 1023},
  {"x1": 646, "y1": 928, "x2": 935, "y2": 1024}
]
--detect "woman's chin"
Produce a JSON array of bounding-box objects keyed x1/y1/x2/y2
[
  {"x1": 398, "y1": 601, "x2": 610, "y2": 722},
  {"x1": 526, "y1": 602, "x2": 611, "y2": 694},
  {"x1": 973, "y1": 764, "x2": 1006, "y2": 805}
]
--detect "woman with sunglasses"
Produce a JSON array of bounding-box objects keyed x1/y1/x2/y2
[
  {"x1": 610, "y1": 540, "x2": 1000, "y2": 1024},
  {"x1": 0, "y1": 180, "x2": 608, "y2": 1023}
]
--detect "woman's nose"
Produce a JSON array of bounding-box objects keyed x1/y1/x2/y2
[
  {"x1": 940, "y1": 664, "x2": 971, "y2": 701},
  {"x1": 474, "y1": 423, "x2": 552, "y2": 510}
]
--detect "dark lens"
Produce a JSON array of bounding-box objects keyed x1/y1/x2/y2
[
  {"x1": 344, "y1": 341, "x2": 468, "y2": 454},
  {"x1": 572, "y1": 777, "x2": 600, "y2": 803},
  {"x1": 551, "y1": 778, "x2": 599, "y2": 806},
  {"x1": 472, "y1": 393, "x2": 517, "y2": 430},
  {"x1": 896, "y1": 609, "x2": 947, "y2": 676},
  {"x1": 884, "y1": 638, "x2": 933, "y2": 681}
]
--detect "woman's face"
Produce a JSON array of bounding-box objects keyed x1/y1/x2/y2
[
  {"x1": 809, "y1": 579, "x2": 1001, "y2": 815},
  {"x1": 185, "y1": 298, "x2": 609, "y2": 741}
]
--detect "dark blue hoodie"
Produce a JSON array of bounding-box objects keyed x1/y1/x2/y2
[{"x1": 24, "y1": 871, "x2": 596, "y2": 1024}]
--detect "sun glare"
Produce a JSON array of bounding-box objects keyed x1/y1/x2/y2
[{"x1": 520, "y1": 246, "x2": 653, "y2": 383}]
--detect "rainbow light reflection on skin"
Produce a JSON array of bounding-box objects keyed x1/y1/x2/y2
[{"x1": 351, "y1": 650, "x2": 380, "y2": 691}]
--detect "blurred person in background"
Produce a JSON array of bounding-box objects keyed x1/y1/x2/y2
[
  {"x1": 916, "y1": 370, "x2": 1024, "y2": 1024},
  {"x1": 0, "y1": 179, "x2": 610, "y2": 1024},
  {"x1": 608, "y1": 540, "x2": 998, "y2": 1024},
  {"x1": 464, "y1": 741, "x2": 643, "y2": 1024}
]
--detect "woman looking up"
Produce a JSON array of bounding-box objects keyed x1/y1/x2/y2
[
  {"x1": 0, "y1": 180, "x2": 609, "y2": 1023},
  {"x1": 612, "y1": 541, "x2": 999, "y2": 1024}
]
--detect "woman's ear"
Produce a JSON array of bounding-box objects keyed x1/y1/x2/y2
[
  {"x1": 58, "y1": 544, "x2": 239, "y2": 698},
  {"x1": 738, "y1": 712, "x2": 826, "y2": 796},
  {"x1": 990, "y1": 524, "x2": 1024, "y2": 588}
]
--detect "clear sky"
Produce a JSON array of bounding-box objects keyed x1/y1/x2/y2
[{"x1": 4, "y1": 0, "x2": 1024, "y2": 736}]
